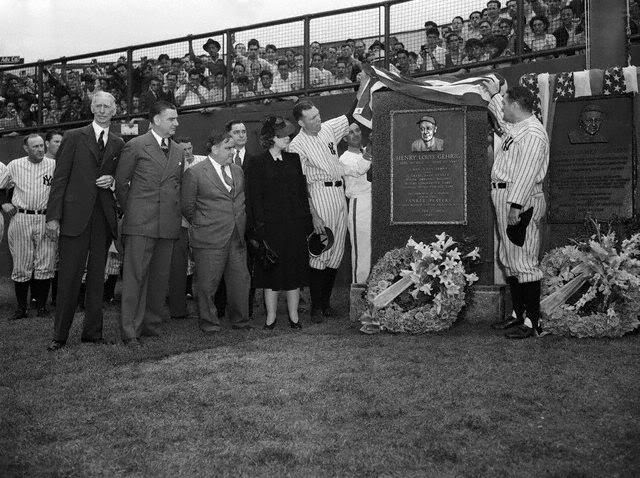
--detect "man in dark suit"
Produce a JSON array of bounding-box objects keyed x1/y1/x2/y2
[
  {"x1": 181, "y1": 130, "x2": 252, "y2": 333},
  {"x1": 115, "y1": 100, "x2": 183, "y2": 346},
  {"x1": 140, "y1": 76, "x2": 162, "y2": 112},
  {"x1": 45, "y1": 91, "x2": 125, "y2": 351}
]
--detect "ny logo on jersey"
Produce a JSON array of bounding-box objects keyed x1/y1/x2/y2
[
  {"x1": 502, "y1": 136, "x2": 514, "y2": 152},
  {"x1": 327, "y1": 142, "x2": 336, "y2": 155},
  {"x1": 42, "y1": 174, "x2": 53, "y2": 186}
]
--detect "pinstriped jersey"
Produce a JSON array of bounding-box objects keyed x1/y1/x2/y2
[
  {"x1": 289, "y1": 115, "x2": 350, "y2": 185},
  {"x1": 0, "y1": 161, "x2": 9, "y2": 189},
  {"x1": 7, "y1": 156, "x2": 56, "y2": 210},
  {"x1": 489, "y1": 94, "x2": 549, "y2": 207}
]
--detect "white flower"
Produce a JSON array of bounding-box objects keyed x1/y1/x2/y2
[
  {"x1": 464, "y1": 247, "x2": 481, "y2": 260},
  {"x1": 426, "y1": 264, "x2": 440, "y2": 277},
  {"x1": 430, "y1": 249, "x2": 443, "y2": 261},
  {"x1": 442, "y1": 237, "x2": 456, "y2": 250},
  {"x1": 419, "y1": 282, "x2": 433, "y2": 295},
  {"x1": 446, "y1": 248, "x2": 461, "y2": 261},
  {"x1": 442, "y1": 257, "x2": 457, "y2": 270},
  {"x1": 435, "y1": 232, "x2": 447, "y2": 244},
  {"x1": 464, "y1": 273, "x2": 479, "y2": 284}
]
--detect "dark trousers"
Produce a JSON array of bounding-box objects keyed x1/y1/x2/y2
[
  {"x1": 53, "y1": 204, "x2": 110, "y2": 342},
  {"x1": 168, "y1": 227, "x2": 189, "y2": 317},
  {"x1": 193, "y1": 231, "x2": 250, "y2": 332},
  {"x1": 120, "y1": 235, "x2": 173, "y2": 341}
]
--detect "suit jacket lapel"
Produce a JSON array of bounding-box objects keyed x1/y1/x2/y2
[
  {"x1": 142, "y1": 131, "x2": 167, "y2": 170},
  {"x1": 82, "y1": 125, "x2": 101, "y2": 164},
  {"x1": 161, "y1": 139, "x2": 180, "y2": 182},
  {"x1": 100, "y1": 132, "x2": 118, "y2": 169},
  {"x1": 203, "y1": 159, "x2": 231, "y2": 196},
  {"x1": 230, "y1": 164, "x2": 242, "y2": 197}
]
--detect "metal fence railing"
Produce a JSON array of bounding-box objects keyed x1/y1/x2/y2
[{"x1": 0, "y1": 0, "x2": 589, "y2": 135}]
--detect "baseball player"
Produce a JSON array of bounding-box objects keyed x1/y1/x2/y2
[
  {"x1": 2, "y1": 134, "x2": 57, "y2": 320},
  {"x1": 338, "y1": 123, "x2": 372, "y2": 284},
  {"x1": 484, "y1": 83, "x2": 549, "y2": 339},
  {"x1": 0, "y1": 161, "x2": 9, "y2": 242},
  {"x1": 289, "y1": 99, "x2": 354, "y2": 323}
]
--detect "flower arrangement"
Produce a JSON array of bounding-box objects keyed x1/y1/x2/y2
[
  {"x1": 360, "y1": 233, "x2": 480, "y2": 334},
  {"x1": 541, "y1": 221, "x2": 640, "y2": 338}
]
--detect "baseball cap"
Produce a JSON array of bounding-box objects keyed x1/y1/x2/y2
[{"x1": 308, "y1": 227, "x2": 335, "y2": 257}]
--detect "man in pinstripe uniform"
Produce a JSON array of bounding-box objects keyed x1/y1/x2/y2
[
  {"x1": 484, "y1": 83, "x2": 549, "y2": 339},
  {"x1": 2, "y1": 134, "x2": 57, "y2": 320},
  {"x1": 289, "y1": 100, "x2": 351, "y2": 323}
]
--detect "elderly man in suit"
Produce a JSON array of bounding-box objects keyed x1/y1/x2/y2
[
  {"x1": 115, "y1": 100, "x2": 182, "y2": 346},
  {"x1": 411, "y1": 115, "x2": 444, "y2": 152},
  {"x1": 45, "y1": 91, "x2": 125, "y2": 351},
  {"x1": 181, "y1": 130, "x2": 252, "y2": 333}
]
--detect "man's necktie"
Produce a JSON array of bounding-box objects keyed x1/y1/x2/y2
[
  {"x1": 221, "y1": 165, "x2": 234, "y2": 190},
  {"x1": 161, "y1": 138, "x2": 169, "y2": 157},
  {"x1": 234, "y1": 150, "x2": 242, "y2": 167},
  {"x1": 98, "y1": 130, "x2": 105, "y2": 152}
]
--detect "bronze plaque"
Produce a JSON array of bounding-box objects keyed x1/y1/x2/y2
[
  {"x1": 390, "y1": 108, "x2": 467, "y2": 225},
  {"x1": 549, "y1": 96, "x2": 633, "y2": 223}
]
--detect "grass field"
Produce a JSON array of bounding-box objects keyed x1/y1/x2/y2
[{"x1": 1, "y1": 276, "x2": 639, "y2": 477}]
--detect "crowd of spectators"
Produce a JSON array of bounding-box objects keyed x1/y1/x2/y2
[{"x1": 0, "y1": 0, "x2": 587, "y2": 131}]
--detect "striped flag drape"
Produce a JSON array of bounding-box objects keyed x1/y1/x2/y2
[{"x1": 354, "y1": 64, "x2": 506, "y2": 129}]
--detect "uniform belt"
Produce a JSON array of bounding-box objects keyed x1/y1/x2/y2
[
  {"x1": 324, "y1": 181, "x2": 343, "y2": 187},
  {"x1": 17, "y1": 208, "x2": 47, "y2": 215},
  {"x1": 491, "y1": 182, "x2": 507, "y2": 189}
]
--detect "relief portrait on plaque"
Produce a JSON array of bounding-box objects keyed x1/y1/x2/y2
[
  {"x1": 567, "y1": 103, "x2": 608, "y2": 144},
  {"x1": 549, "y1": 96, "x2": 633, "y2": 224},
  {"x1": 390, "y1": 108, "x2": 467, "y2": 225},
  {"x1": 411, "y1": 115, "x2": 445, "y2": 152}
]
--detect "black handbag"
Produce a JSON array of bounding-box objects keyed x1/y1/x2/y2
[{"x1": 249, "y1": 238, "x2": 279, "y2": 270}]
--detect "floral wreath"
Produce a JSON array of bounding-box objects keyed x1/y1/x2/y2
[
  {"x1": 541, "y1": 223, "x2": 640, "y2": 338},
  {"x1": 360, "y1": 233, "x2": 480, "y2": 334}
]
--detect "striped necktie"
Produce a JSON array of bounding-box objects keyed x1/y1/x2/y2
[{"x1": 221, "y1": 164, "x2": 234, "y2": 190}]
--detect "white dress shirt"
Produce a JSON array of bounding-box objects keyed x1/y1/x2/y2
[
  {"x1": 92, "y1": 121, "x2": 110, "y2": 147},
  {"x1": 209, "y1": 156, "x2": 233, "y2": 192}
]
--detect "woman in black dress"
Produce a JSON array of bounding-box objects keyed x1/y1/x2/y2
[{"x1": 245, "y1": 116, "x2": 312, "y2": 329}]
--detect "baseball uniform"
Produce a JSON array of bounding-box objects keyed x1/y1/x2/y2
[{"x1": 338, "y1": 149, "x2": 371, "y2": 284}]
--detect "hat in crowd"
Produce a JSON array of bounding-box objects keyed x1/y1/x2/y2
[
  {"x1": 308, "y1": 227, "x2": 335, "y2": 257},
  {"x1": 203, "y1": 38, "x2": 221, "y2": 52},
  {"x1": 274, "y1": 117, "x2": 297, "y2": 138},
  {"x1": 506, "y1": 206, "x2": 534, "y2": 247},
  {"x1": 416, "y1": 115, "x2": 437, "y2": 126}
]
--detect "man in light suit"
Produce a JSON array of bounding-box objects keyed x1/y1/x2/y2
[
  {"x1": 45, "y1": 91, "x2": 125, "y2": 351},
  {"x1": 115, "y1": 100, "x2": 182, "y2": 346},
  {"x1": 181, "y1": 130, "x2": 252, "y2": 333}
]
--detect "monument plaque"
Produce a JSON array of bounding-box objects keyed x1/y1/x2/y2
[
  {"x1": 549, "y1": 96, "x2": 633, "y2": 223},
  {"x1": 390, "y1": 108, "x2": 467, "y2": 225}
]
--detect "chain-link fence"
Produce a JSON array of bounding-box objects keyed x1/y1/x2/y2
[{"x1": 0, "y1": 0, "x2": 590, "y2": 133}]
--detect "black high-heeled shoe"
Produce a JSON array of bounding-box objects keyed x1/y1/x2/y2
[
  {"x1": 288, "y1": 317, "x2": 302, "y2": 329},
  {"x1": 263, "y1": 319, "x2": 277, "y2": 330}
]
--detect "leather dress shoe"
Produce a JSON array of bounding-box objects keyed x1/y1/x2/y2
[
  {"x1": 491, "y1": 316, "x2": 523, "y2": 330},
  {"x1": 505, "y1": 325, "x2": 542, "y2": 339},
  {"x1": 288, "y1": 317, "x2": 302, "y2": 329},
  {"x1": 9, "y1": 308, "x2": 28, "y2": 321},
  {"x1": 123, "y1": 338, "x2": 142, "y2": 348},
  {"x1": 322, "y1": 307, "x2": 337, "y2": 318},
  {"x1": 310, "y1": 308, "x2": 324, "y2": 323},
  {"x1": 232, "y1": 323, "x2": 255, "y2": 330},
  {"x1": 37, "y1": 306, "x2": 49, "y2": 317},
  {"x1": 263, "y1": 319, "x2": 277, "y2": 330},
  {"x1": 47, "y1": 340, "x2": 65, "y2": 351}
]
